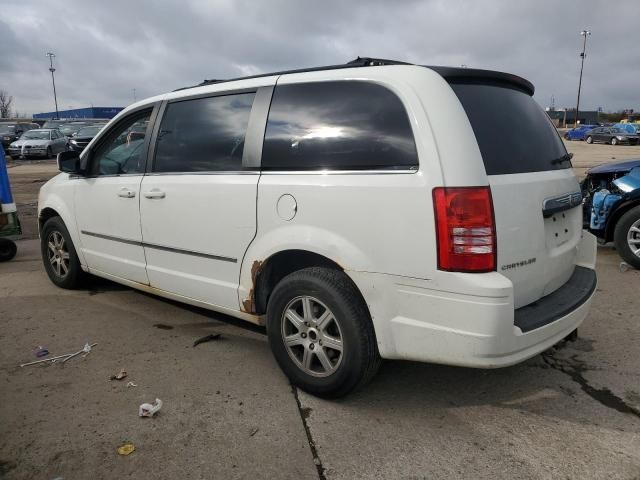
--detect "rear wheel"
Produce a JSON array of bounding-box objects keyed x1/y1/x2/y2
[
  {"x1": 266, "y1": 267, "x2": 381, "y2": 398},
  {"x1": 586, "y1": 136, "x2": 593, "y2": 144},
  {"x1": 611, "y1": 137, "x2": 618, "y2": 146},
  {"x1": 614, "y1": 206, "x2": 640, "y2": 269},
  {"x1": 0, "y1": 238, "x2": 17, "y2": 262},
  {"x1": 40, "y1": 216, "x2": 87, "y2": 288}
]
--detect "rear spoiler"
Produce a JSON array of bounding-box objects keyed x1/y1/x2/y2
[{"x1": 425, "y1": 66, "x2": 535, "y2": 96}]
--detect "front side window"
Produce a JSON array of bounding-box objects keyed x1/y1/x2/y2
[
  {"x1": 90, "y1": 109, "x2": 152, "y2": 176},
  {"x1": 261, "y1": 81, "x2": 418, "y2": 171},
  {"x1": 153, "y1": 92, "x2": 256, "y2": 173}
]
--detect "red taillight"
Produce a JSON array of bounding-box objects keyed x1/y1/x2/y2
[{"x1": 433, "y1": 186, "x2": 496, "y2": 273}]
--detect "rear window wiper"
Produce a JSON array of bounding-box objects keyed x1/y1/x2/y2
[{"x1": 551, "y1": 153, "x2": 574, "y2": 165}]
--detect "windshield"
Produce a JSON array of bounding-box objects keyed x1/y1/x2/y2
[
  {"x1": 43, "y1": 120, "x2": 65, "y2": 128},
  {"x1": 76, "y1": 126, "x2": 102, "y2": 136},
  {"x1": 450, "y1": 83, "x2": 569, "y2": 175},
  {"x1": 60, "y1": 124, "x2": 87, "y2": 134},
  {"x1": 22, "y1": 130, "x2": 51, "y2": 140},
  {"x1": 0, "y1": 125, "x2": 16, "y2": 133}
]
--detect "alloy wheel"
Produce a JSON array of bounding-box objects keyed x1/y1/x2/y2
[
  {"x1": 627, "y1": 219, "x2": 640, "y2": 259},
  {"x1": 281, "y1": 295, "x2": 344, "y2": 378},
  {"x1": 47, "y1": 231, "x2": 70, "y2": 278}
]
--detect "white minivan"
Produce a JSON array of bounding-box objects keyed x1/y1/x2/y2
[{"x1": 39, "y1": 58, "x2": 597, "y2": 397}]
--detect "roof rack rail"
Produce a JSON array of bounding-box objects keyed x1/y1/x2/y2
[{"x1": 173, "y1": 57, "x2": 412, "y2": 91}]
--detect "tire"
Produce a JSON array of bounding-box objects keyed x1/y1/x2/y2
[
  {"x1": 266, "y1": 267, "x2": 381, "y2": 398},
  {"x1": 40, "y1": 216, "x2": 87, "y2": 288},
  {"x1": 0, "y1": 238, "x2": 17, "y2": 262},
  {"x1": 614, "y1": 206, "x2": 640, "y2": 269},
  {"x1": 586, "y1": 136, "x2": 593, "y2": 144},
  {"x1": 611, "y1": 137, "x2": 618, "y2": 146}
]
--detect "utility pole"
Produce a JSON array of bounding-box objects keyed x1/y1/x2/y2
[
  {"x1": 574, "y1": 30, "x2": 591, "y2": 127},
  {"x1": 46, "y1": 52, "x2": 60, "y2": 120}
]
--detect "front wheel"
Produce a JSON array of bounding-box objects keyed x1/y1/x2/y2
[
  {"x1": 0, "y1": 238, "x2": 17, "y2": 262},
  {"x1": 266, "y1": 267, "x2": 381, "y2": 398},
  {"x1": 614, "y1": 206, "x2": 640, "y2": 269},
  {"x1": 586, "y1": 136, "x2": 593, "y2": 144},
  {"x1": 611, "y1": 137, "x2": 618, "y2": 146},
  {"x1": 40, "y1": 216, "x2": 87, "y2": 288}
]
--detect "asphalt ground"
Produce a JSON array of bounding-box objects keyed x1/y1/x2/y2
[{"x1": 1, "y1": 140, "x2": 639, "y2": 479}]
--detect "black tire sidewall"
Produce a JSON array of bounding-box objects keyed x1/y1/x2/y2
[
  {"x1": 0, "y1": 238, "x2": 17, "y2": 262},
  {"x1": 266, "y1": 268, "x2": 376, "y2": 398},
  {"x1": 614, "y1": 206, "x2": 640, "y2": 269},
  {"x1": 40, "y1": 217, "x2": 85, "y2": 288}
]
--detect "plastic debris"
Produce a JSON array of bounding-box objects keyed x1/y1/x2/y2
[
  {"x1": 620, "y1": 262, "x2": 631, "y2": 273},
  {"x1": 35, "y1": 346, "x2": 49, "y2": 358},
  {"x1": 139, "y1": 398, "x2": 163, "y2": 417},
  {"x1": 20, "y1": 343, "x2": 97, "y2": 368},
  {"x1": 110, "y1": 369, "x2": 128, "y2": 381},
  {"x1": 153, "y1": 323, "x2": 173, "y2": 330},
  {"x1": 117, "y1": 441, "x2": 135, "y2": 456},
  {"x1": 193, "y1": 333, "x2": 221, "y2": 347},
  {"x1": 61, "y1": 342, "x2": 95, "y2": 364},
  {"x1": 126, "y1": 381, "x2": 137, "y2": 388},
  {"x1": 249, "y1": 428, "x2": 259, "y2": 437}
]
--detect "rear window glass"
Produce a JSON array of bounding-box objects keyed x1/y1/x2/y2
[
  {"x1": 262, "y1": 81, "x2": 418, "y2": 171},
  {"x1": 450, "y1": 83, "x2": 569, "y2": 175}
]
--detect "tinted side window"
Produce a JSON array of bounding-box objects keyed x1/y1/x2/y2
[
  {"x1": 261, "y1": 81, "x2": 418, "y2": 171},
  {"x1": 90, "y1": 109, "x2": 152, "y2": 176},
  {"x1": 450, "y1": 83, "x2": 569, "y2": 175},
  {"x1": 153, "y1": 92, "x2": 255, "y2": 173}
]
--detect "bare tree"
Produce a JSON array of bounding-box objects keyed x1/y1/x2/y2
[{"x1": 0, "y1": 90, "x2": 14, "y2": 118}]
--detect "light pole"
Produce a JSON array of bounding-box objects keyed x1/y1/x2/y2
[
  {"x1": 574, "y1": 30, "x2": 591, "y2": 127},
  {"x1": 46, "y1": 52, "x2": 60, "y2": 120}
]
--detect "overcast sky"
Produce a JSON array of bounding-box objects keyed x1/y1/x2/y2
[{"x1": 1, "y1": 0, "x2": 638, "y2": 116}]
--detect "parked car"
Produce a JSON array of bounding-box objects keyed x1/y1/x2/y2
[
  {"x1": 585, "y1": 127, "x2": 640, "y2": 145},
  {"x1": 8, "y1": 129, "x2": 68, "y2": 158},
  {"x1": 582, "y1": 159, "x2": 640, "y2": 268},
  {"x1": 564, "y1": 124, "x2": 598, "y2": 141},
  {"x1": 59, "y1": 122, "x2": 93, "y2": 138},
  {"x1": 68, "y1": 125, "x2": 104, "y2": 152},
  {"x1": 39, "y1": 58, "x2": 597, "y2": 397},
  {"x1": 0, "y1": 122, "x2": 40, "y2": 152},
  {"x1": 42, "y1": 120, "x2": 67, "y2": 130}
]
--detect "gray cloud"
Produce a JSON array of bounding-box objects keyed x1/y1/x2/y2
[{"x1": 0, "y1": 0, "x2": 638, "y2": 115}]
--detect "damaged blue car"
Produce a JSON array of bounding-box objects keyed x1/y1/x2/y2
[{"x1": 582, "y1": 159, "x2": 640, "y2": 268}]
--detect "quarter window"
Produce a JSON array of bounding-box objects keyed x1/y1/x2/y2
[
  {"x1": 261, "y1": 81, "x2": 418, "y2": 171},
  {"x1": 90, "y1": 109, "x2": 152, "y2": 176},
  {"x1": 153, "y1": 92, "x2": 256, "y2": 173}
]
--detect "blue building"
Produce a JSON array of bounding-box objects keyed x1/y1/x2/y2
[{"x1": 33, "y1": 107, "x2": 124, "y2": 120}]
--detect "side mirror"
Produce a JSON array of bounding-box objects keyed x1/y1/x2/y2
[{"x1": 57, "y1": 150, "x2": 84, "y2": 175}]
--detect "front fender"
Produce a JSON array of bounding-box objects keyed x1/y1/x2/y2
[{"x1": 38, "y1": 175, "x2": 85, "y2": 265}]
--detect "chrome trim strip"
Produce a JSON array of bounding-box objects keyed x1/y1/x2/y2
[
  {"x1": 80, "y1": 230, "x2": 237, "y2": 263},
  {"x1": 143, "y1": 171, "x2": 259, "y2": 176},
  {"x1": 259, "y1": 169, "x2": 418, "y2": 175},
  {"x1": 542, "y1": 191, "x2": 583, "y2": 218}
]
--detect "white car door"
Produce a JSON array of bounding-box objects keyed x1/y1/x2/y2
[
  {"x1": 74, "y1": 107, "x2": 157, "y2": 284},
  {"x1": 139, "y1": 86, "x2": 271, "y2": 310}
]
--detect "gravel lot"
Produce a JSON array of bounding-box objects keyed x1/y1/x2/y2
[{"x1": 1, "y1": 140, "x2": 639, "y2": 479}]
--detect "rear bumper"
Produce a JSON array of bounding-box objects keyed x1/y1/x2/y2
[{"x1": 348, "y1": 232, "x2": 598, "y2": 368}]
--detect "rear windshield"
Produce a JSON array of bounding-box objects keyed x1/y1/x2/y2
[{"x1": 450, "y1": 83, "x2": 569, "y2": 175}]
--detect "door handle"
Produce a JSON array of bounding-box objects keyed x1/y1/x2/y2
[
  {"x1": 118, "y1": 188, "x2": 136, "y2": 199},
  {"x1": 143, "y1": 189, "x2": 166, "y2": 199}
]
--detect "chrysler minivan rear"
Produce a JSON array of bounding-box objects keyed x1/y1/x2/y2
[{"x1": 368, "y1": 67, "x2": 597, "y2": 367}]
